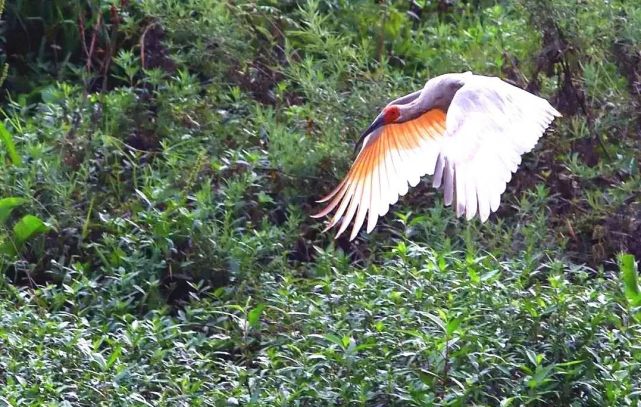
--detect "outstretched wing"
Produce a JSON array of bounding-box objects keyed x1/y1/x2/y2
[
  {"x1": 312, "y1": 109, "x2": 447, "y2": 240},
  {"x1": 433, "y1": 75, "x2": 561, "y2": 222}
]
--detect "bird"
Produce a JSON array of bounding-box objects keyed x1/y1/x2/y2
[{"x1": 312, "y1": 71, "x2": 561, "y2": 241}]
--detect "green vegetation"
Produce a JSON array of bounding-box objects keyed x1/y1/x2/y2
[{"x1": 0, "y1": 0, "x2": 640, "y2": 405}]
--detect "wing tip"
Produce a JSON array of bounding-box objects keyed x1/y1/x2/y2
[
  {"x1": 311, "y1": 204, "x2": 337, "y2": 219},
  {"x1": 465, "y1": 210, "x2": 475, "y2": 221},
  {"x1": 349, "y1": 226, "x2": 360, "y2": 241},
  {"x1": 323, "y1": 220, "x2": 338, "y2": 234}
]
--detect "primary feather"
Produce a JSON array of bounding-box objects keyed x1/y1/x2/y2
[{"x1": 313, "y1": 72, "x2": 561, "y2": 240}]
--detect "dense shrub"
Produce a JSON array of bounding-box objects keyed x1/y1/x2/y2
[{"x1": 0, "y1": 0, "x2": 639, "y2": 404}]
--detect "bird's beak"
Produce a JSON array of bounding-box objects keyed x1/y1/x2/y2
[{"x1": 354, "y1": 115, "x2": 385, "y2": 154}]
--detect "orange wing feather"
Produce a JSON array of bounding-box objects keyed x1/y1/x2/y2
[{"x1": 313, "y1": 109, "x2": 447, "y2": 240}]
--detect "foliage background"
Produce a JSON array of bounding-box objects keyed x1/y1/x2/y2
[{"x1": 0, "y1": 0, "x2": 640, "y2": 405}]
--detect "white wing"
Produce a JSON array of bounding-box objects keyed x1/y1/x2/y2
[
  {"x1": 433, "y1": 75, "x2": 561, "y2": 221},
  {"x1": 313, "y1": 109, "x2": 447, "y2": 240}
]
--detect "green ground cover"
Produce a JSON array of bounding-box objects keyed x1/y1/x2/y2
[{"x1": 0, "y1": 0, "x2": 640, "y2": 405}]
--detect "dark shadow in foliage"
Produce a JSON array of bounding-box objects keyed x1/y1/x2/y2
[
  {"x1": 611, "y1": 39, "x2": 641, "y2": 127},
  {"x1": 2, "y1": 1, "x2": 88, "y2": 93},
  {"x1": 139, "y1": 19, "x2": 176, "y2": 74},
  {"x1": 225, "y1": 13, "x2": 304, "y2": 106},
  {"x1": 2, "y1": 1, "x2": 177, "y2": 97}
]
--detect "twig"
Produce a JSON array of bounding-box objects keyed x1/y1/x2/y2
[
  {"x1": 86, "y1": 12, "x2": 103, "y2": 73},
  {"x1": 139, "y1": 21, "x2": 159, "y2": 70},
  {"x1": 100, "y1": 9, "x2": 122, "y2": 93}
]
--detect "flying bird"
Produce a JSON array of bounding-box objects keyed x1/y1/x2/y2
[{"x1": 312, "y1": 71, "x2": 561, "y2": 240}]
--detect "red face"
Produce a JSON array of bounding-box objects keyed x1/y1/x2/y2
[
  {"x1": 354, "y1": 105, "x2": 399, "y2": 152},
  {"x1": 383, "y1": 106, "x2": 400, "y2": 124}
]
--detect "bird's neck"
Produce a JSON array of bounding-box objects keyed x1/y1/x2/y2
[
  {"x1": 420, "y1": 73, "x2": 470, "y2": 113},
  {"x1": 398, "y1": 102, "x2": 425, "y2": 123}
]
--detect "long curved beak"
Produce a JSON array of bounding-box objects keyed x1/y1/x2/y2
[{"x1": 354, "y1": 115, "x2": 385, "y2": 155}]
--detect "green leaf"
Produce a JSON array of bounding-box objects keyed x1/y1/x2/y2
[
  {"x1": 13, "y1": 214, "x2": 48, "y2": 247},
  {"x1": 481, "y1": 269, "x2": 500, "y2": 282},
  {"x1": 418, "y1": 369, "x2": 437, "y2": 386},
  {"x1": 257, "y1": 191, "x2": 274, "y2": 204},
  {"x1": 525, "y1": 349, "x2": 538, "y2": 367},
  {"x1": 528, "y1": 364, "x2": 555, "y2": 388},
  {"x1": 620, "y1": 254, "x2": 641, "y2": 307},
  {"x1": 556, "y1": 359, "x2": 585, "y2": 368},
  {"x1": 374, "y1": 321, "x2": 384, "y2": 332},
  {"x1": 106, "y1": 345, "x2": 122, "y2": 369},
  {"x1": 467, "y1": 267, "x2": 480, "y2": 283},
  {"x1": 323, "y1": 333, "x2": 344, "y2": 348},
  {"x1": 0, "y1": 122, "x2": 21, "y2": 166},
  {"x1": 247, "y1": 303, "x2": 266, "y2": 328},
  {"x1": 424, "y1": 312, "x2": 446, "y2": 332},
  {"x1": 446, "y1": 318, "x2": 461, "y2": 335},
  {"x1": 0, "y1": 197, "x2": 25, "y2": 224}
]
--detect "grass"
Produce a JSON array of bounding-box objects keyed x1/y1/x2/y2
[{"x1": 0, "y1": 0, "x2": 640, "y2": 405}]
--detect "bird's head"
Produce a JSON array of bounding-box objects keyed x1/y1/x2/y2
[
  {"x1": 354, "y1": 105, "x2": 401, "y2": 154},
  {"x1": 366, "y1": 105, "x2": 402, "y2": 133},
  {"x1": 382, "y1": 105, "x2": 401, "y2": 124}
]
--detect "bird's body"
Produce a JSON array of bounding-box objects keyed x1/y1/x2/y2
[{"x1": 313, "y1": 71, "x2": 561, "y2": 240}]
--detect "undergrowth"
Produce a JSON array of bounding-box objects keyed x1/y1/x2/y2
[{"x1": 0, "y1": 0, "x2": 640, "y2": 405}]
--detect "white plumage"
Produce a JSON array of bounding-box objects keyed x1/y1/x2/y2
[{"x1": 313, "y1": 72, "x2": 561, "y2": 240}]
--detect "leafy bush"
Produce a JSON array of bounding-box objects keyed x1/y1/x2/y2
[{"x1": 0, "y1": 0, "x2": 640, "y2": 405}]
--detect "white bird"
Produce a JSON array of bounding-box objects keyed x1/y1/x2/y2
[{"x1": 312, "y1": 71, "x2": 561, "y2": 240}]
